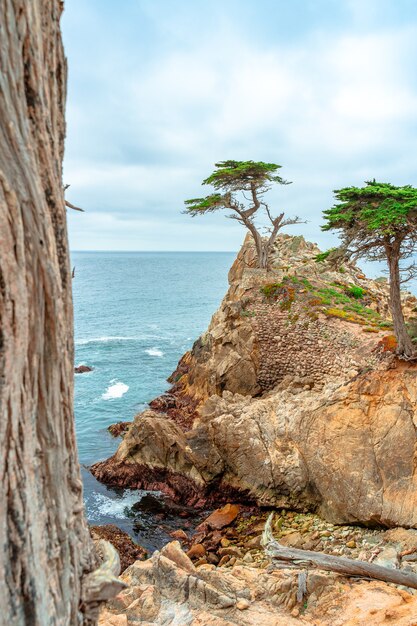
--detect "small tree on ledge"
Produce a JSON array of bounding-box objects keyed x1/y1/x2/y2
[
  {"x1": 322, "y1": 180, "x2": 417, "y2": 360},
  {"x1": 183, "y1": 160, "x2": 304, "y2": 269}
]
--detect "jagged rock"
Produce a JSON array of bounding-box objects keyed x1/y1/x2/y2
[
  {"x1": 169, "y1": 529, "x2": 189, "y2": 542},
  {"x1": 92, "y1": 234, "x2": 417, "y2": 527},
  {"x1": 197, "y1": 504, "x2": 240, "y2": 531},
  {"x1": 187, "y1": 544, "x2": 206, "y2": 559},
  {"x1": 108, "y1": 422, "x2": 131, "y2": 438},
  {"x1": 99, "y1": 541, "x2": 417, "y2": 625}
]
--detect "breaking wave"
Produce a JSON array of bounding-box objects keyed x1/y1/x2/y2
[
  {"x1": 145, "y1": 347, "x2": 164, "y2": 357},
  {"x1": 101, "y1": 381, "x2": 129, "y2": 400}
]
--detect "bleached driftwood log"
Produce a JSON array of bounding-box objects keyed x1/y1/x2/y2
[{"x1": 262, "y1": 513, "x2": 417, "y2": 590}]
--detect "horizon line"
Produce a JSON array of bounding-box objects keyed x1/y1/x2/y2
[{"x1": 70, "y1": 249, "x2": 239, "y2": 253}]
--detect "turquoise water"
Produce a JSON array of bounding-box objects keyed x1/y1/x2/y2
[{"x1": 72, "y1": 251, "x2": 234, "y2": 549}]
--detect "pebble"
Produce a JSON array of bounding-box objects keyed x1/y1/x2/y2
[
  {"x1": 187, "y1": 544, "x2": 206, "y2": 559},
  {"x1": 236, "y1": 599, "x2": 250, "y2": 610}
]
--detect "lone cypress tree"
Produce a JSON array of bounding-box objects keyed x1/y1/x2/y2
[
  {"x1": 184, "y1": 160, "x2": 303, "y2": 269},
  {"x1": 322, "y1": 180, "x2": 417, "y2": 359}
]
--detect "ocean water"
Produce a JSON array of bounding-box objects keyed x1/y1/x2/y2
[{"x1": 71, "y1": 251, "x2": 235, "y2": 550}]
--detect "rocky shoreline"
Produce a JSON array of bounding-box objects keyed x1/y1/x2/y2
[
  {"x1": 91, "y1": 234, "x2": 417, "y2": 624},
  {"x1": 98, "y1": 502, "x2": 417, "y2": 625}
]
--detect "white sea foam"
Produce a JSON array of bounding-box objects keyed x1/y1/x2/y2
[
  {"x1": 87, "y1": 489, "x2": 162, "y2": 521},
  {"x1": 90, "y1": 491, "x2": 141, "y2": 519},
  {"x1": 145, "y1": 347, "x2": 164, "y2": 357},
  {"x1": 76, "y1": 336, "x2": 138, "y2": 346},
  {"x1": 102, "y1": 381, "x2": 129, "y2": 400}
]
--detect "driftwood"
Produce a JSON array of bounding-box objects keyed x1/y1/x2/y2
[{"x1": 262, "y1": 513, "x2": 417, "y2": 590}]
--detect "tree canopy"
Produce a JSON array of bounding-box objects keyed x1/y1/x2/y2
[
  {"x1": 322, "y1": 180, "x2": 417, "y2": 358},
  {"x1": 323, "y1": 181, "x2": 417, "y2": 251},
  {"x1": 184, "y1": 160, "x2": 302, "y2": 268}
]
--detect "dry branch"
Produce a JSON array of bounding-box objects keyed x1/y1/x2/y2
[
  {"x1": 82, "y1": 539, "x2": 127, "y2": 604},
  {"x1": 262, "y1": 514, "x2": 417, "y2": 590},
  {"x1": 65, "y1": 199, "x2": 84, "y2": 212}
]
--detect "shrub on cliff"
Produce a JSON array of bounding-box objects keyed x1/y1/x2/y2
[
  {"x1": 183, "y1": 160, "x2": 305, "y2": 269},
  {"x1": 322, "y1": 180, "x2": 417, "y2": 359}
]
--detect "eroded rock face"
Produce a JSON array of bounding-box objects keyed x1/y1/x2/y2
[
  {"x1": 92, "y1": 234, "x2": 417, "y2": 527},
  {"x1": 90, "y1": 525, "x2": 147, "y2": 572},
  {"x1": 99, "y1": 541, "x2": 417, "y2": 626}
]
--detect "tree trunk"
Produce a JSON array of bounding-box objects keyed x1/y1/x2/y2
[
  {"x1": 387, "y1": 247, "x2": 416, "y2": 359},
  {"x1": 258, "y1": 243, "x2": 269, "y2": 269},
  {"x1": 243, "y1": 221, "x2": 266, "y2": 269},
  {"x1": 0, "y1": 1, "x2": 96, "y2": 624}
]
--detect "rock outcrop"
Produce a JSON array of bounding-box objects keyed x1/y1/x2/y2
[
  {"x1": 75, "y1": 364, "x2": 93, "y2": 374},
  {"x1": 92, "y1": 234, "x2": 417, "y2": 527},
  {"x1": 99, "y1": 539, "x2": 417, "y2": 626}
]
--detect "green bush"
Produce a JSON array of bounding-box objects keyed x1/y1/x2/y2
[
  {"x1": 314, "y1": 248, "x2": 337, "y2": 263},
  {"x1": 345, "y1": 285, "x2": 365, "y2": 299}
]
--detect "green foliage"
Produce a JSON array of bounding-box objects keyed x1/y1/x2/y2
[
  {"x1": 377, "y1": 320, "x2": 393, "y2": 329},
  {"x1": 322, "y1": 180, "x2": 417, "y2": 357},
  {"x1": 202, "y1": 160, "x2": 290, "y2": 191},
  {"x1": 344, "y1": 301, "x2": 378, "y2": 318},
  {"x1": 261, "y1": 272, "x2": 392, "y2": 331},
  {"x1": 323, "y1": 180, "x2": 417, "y2": 236},
  {"x1": 317, "y1": 287, "x2": 350, "y2": 305},
  {"x1": 345, "y1": 285, "x2": 365, "y2": 299},
  {"x1": 183, "y1": 160, "x2": 290, "y2": 216},
  {"x1": 260, "y1": 283, "x2": 282, "y2": 299},
  {"x1": 183, "y1": 193, "x2": 227, "y2": 216},
  {"x1": 314, "y1": 248, "x2": 337, "y2": 263},
  {"x1": 260, "y1": 278, "x2": 296, "y2": 311}
]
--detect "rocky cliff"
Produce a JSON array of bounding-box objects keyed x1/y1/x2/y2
[{"x1": 92, "y1": 234, "x2": 417, "y2": 528}]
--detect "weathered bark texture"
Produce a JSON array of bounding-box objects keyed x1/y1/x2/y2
[
  {"x1": 0, "y1": 1, "x2": 95, "y2": 624},
  {"x1": 387, "y1": 245, "x2": 415, "y2": 358}
]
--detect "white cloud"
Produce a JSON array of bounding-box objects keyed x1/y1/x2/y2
[{"x1": 62, "y1": 2, "x2": 417, "y2": 251}]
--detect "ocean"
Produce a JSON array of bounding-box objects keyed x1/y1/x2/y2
[{"x1": 71, "y1": 251, "x2": 235, "y2": 550}]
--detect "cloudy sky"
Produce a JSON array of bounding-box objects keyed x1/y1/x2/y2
[{"x1": 62, "y1": 0, "x2": 417, "y2": 252}]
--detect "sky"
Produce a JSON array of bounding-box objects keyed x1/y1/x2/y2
[{"x1": 62, "y1": 0, "x2": 417, "y2": 252}]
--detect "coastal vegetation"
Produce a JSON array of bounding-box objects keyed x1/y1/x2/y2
[
  {"x1": 322, "y1": 180, "x2": 417, "y2": 359},
  {"x1": 260, "y1": 274, "x2": 393, "y2": 329},
  {"x1": 183, "y1": 160, "x2": 304, "y2": 269},
  {"x1": 3, "y1": 3, "x2": 417, "y2": 624}
]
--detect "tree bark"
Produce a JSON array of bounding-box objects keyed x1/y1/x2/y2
[
  {"x1": 0, "y1": 1, "x2": 96, "y2": 624},
  {"x1": 386, "y1": 245, "x2": 416, "y2": 359}
]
